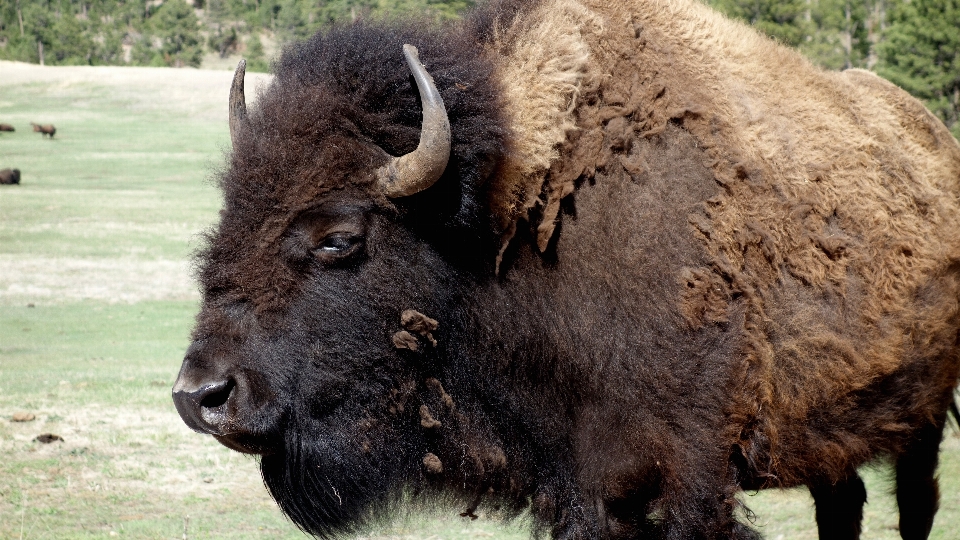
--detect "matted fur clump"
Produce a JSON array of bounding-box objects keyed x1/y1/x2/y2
[{"x1": 175, "y1": 0, "x2": 960, "y2": 538}]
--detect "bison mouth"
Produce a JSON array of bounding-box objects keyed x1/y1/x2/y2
[
  {"x1": 215, "y1": 432, "x2": 281, "y2": 455},
  {"x1": 207, "y1": 395, "x2": 288, "y2": 456}
]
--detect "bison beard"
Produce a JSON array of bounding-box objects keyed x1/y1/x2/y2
[
  {"x1": 257, "y1": 394, "x2": 517, "y2": 538},
  {"x1": 172, "y1": 0, "x2": 960, "y2": 538},
  {"x1": 260, "y1": 418, "x2": 401, "y2": 538}
]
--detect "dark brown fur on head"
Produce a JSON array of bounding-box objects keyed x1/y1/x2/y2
[
  {"x1": 185, "y1": 16, "x2": 527, "y2": 539},
  {"x1": 200, "y1": 20, "x2": 508, "y2": 315}
]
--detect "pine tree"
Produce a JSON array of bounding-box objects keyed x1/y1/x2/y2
[
  {"x1": 48, "y1": 6, "x2": 96, "y2": 65},
  {"x1": 313, "y1": 0, "x2": 378, "y2": 25},
  {"x1": 147, "y1": 0, "x2": 204, "y2": 67},
  {"x1": 273, "y1": 0, "x2": 309, "y2": 42},
  {"x1": 799, "y1": 0, "x2": 871, "y2": 70},
  {"x1": 209, "y1": 25, "x2": 238, "y2": 57},
  {"x1": 877, "y1": 0, "x2": 960, "y2": 138},
  {"x1": 709, "y1": 0, "x2": 811, "y2": 47},
  {"x1": 244, "y1": 33, "x2": 269, "y2": 71}
]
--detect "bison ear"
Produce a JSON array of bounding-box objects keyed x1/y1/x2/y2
[
  {"x1": 375, "y1": 45, "x2": 452, "y2": 198},
  {"x1": 229, "y1": 59, "x2": 250, "y2": 150}
]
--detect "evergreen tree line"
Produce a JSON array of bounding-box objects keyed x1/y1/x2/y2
[
  {"x1": 1, "y1": 0, "x2": 206, "y2": 68},
  {"x1": 0, "y1": 0, "x2": 471, "y2": 70},
  {"x1": 0, "y1": 0, "x2": 956, "y2": 137}
]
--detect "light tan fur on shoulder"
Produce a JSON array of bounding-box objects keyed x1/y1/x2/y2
[
  {"x1": 488, "y1": 0, "x2": 960, "y2": 484},
  {"x1": 483, "y1": 0, "x2": 602, "y2": 253}
]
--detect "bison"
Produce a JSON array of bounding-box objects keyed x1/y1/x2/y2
[
  {"x1": 172, "y1": 0, "x2": 960, "y2": 538},
  {"x1": 0, "y1": 168, "x2": 20, "y2": 185},
  {"x1": 31, "y1": 123, "x2": 55, "y2": 138},
  {"x1": 0, "y1": 123, "x2": 14, "y2": 132}
]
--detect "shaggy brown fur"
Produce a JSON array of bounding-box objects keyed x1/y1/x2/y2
[
  {"x1": 489, "y1": 0, "x2": 960, "y2": 490},
  {"x1": 0, "y1": 123, "x2": 14, "y2": 132},
  {"x1": 173, "y1": 0, "x2": 960, "y2": 538}
]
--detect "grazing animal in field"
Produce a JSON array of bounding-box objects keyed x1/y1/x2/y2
[
  {"x1": 172, "y1": 0, "x2": 960, "y2": 538},
  {"x1": 33, "y1": 433, "x2": 64, "y2": 443},
  {"x1": 0, "y1": 123, "x2": 14, "y2": 132},
  {"x1": 0, "y1": 168, "x2": 20, "y2": 185},
  {"x1": 31, "y1": 123, "x2": 55, "y2": 138}
]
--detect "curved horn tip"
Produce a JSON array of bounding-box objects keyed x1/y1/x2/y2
[
  {"x1": 229, "y1": 59, "x2": 250, "y2": 149},
  {"x1": 402, "y1": 44, "x2": 419, "y2": 62},
  {"x1": 232, "y1": 59, "x2": 247, "y2": 84}
]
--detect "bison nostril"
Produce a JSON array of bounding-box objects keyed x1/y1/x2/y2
[
  {"x1": 200, "y1": 379, "x2": 235, "y2": 410},
  {"x1": 173, "y1": 378, "x2": 237, "y2": 435}
]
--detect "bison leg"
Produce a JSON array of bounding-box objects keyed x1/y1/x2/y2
[
  {"x1": 896, "y1": 421, "x2": 944, "y2": 540},
  {"x1": 809, "y1": 473, "x2": 867, "y2": 540}
]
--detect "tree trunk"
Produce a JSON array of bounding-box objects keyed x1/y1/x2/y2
[
  {"x1": 952, "y1": 86, "x2": 960, "y2": 128},
  {"x1": 843, "y1": 1, "x2": 853, "y2": 70},
  {"x1": 866, "y1": 0, "x2": 884, "y2": 69},
  {"x1": 16, "y1": 0, "x2": 24, "y2": 37},
  {"x1": 38, "y1": 40, "x2": 44, "y2": 66}
]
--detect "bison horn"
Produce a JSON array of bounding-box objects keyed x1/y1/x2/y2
[
  {"x1": 376, "y1": 45, "x2": 452, "y2": 198},
  {"x1": 229, "y1": 59, "x2": 249, "y2": 150}
]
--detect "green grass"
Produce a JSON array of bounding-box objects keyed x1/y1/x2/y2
[
  {"x1": 1, "y1": 61, "x2": 959, "y2": 539},
  {"x1": 740, "y1": 443, "x2": 960, "y2": 540},
  {"x1": 0, "y1": 82, "x2": 222, "y2": 261},
  {"x1": 0, "y1": 302, "x2": 194, "y2": 404}
]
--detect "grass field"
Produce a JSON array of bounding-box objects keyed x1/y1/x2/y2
[{"x1": 1, "y1": 60, "x2": 958, "y2": 539}]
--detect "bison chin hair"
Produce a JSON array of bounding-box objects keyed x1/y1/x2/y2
[{"x1": 259, "y1": 413, "x2": 416, "y2": 538}]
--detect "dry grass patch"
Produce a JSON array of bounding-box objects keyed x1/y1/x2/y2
[
  {"x1": 0, "y1": 255, "x2": 197, "y2": 304},
  {"x1": 0, "y1": 404, "x2": 294, "y2": 539},
  {"x1": 0, "y1": 404, "x2": 532, "y2": 540}
]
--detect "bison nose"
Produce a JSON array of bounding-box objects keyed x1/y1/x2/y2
[{"x1": 172, "y1": 378, "x2": 236, "y2": 435}]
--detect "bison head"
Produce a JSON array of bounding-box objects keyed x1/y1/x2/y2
[{"x1": 172, "y1": 25, "x2": 515, "y2": 536}]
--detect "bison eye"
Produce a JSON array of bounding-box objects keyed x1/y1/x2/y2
[{"x1": 314, "y1": 233, "x2": 364, "y2": 263}]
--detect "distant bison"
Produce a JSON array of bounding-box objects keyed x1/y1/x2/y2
[
  {"x1": 31, "y1": 123, "x2": 55, "y2": 138},
  {"x1": 0, "y1": 168, "x2": 20, "y2": 185},
  {"x1": 0, "y1": 124, "x2": 14, "y2": 132},
  {"x1": 173, "y1": 0, "x2": 960, "y2": 538}
]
